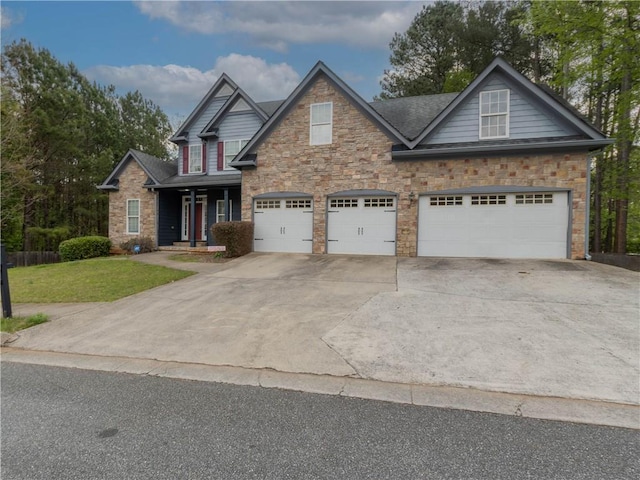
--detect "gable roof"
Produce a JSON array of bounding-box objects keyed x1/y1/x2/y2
[
  {"x1": 98, "y1": 149, "x2": 176, "y2": 190},
  {"x1": 198, "y1": 86, "x2": 269, "y2": 138},
  {"x1": 230, "y1": 61, "x2": 411, "y2": 168},
  {"x1": 169, "y1": 73, "x2": 239, "y2": 142},
  {"x1": 409, "y1": 57, "x2": 609, "y2": 149}
]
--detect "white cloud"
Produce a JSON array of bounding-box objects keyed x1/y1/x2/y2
[
  {"x1": 83, "y1": 54, "x2": 300, "y2": 115},
  {"x1": 1, "y1": 6, "x2": 23, "y2": 29},
  {"x1": 135, "y1": 1, "x2": 423, "y2": 51}
]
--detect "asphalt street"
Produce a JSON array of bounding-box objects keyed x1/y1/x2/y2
[{"x1": 2, "y1": 363, "x2": 638, "y2": 480}]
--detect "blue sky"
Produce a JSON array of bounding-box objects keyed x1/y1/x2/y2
[{"x1": 1, "y1": 1, "x2": 427, "y2": 125}]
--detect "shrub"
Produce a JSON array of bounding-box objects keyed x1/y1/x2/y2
[
  {"x1": 59, "y1": 236, "x2": 111, "y2": 261},
  {"x1": 211, "y1": 221, "x2": 254, "y2": 257},
  {"x1": 120, "y1": 236, "x2": 155, "y2": 254}
]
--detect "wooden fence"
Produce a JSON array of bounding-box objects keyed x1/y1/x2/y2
[{"x1": 7, "y1": 251, "x2": 61, "y2": 267}]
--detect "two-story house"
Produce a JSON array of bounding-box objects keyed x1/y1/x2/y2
[{"x1": 100, "y1": 57, "x2": 612, "y2": 259}]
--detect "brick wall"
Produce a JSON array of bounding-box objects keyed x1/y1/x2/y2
[
  {"x1": 108, "y1": 161, "x2": 157, "y2": 248},
  {"x1": 241, "y1": 76, "x2": 588, "y2": 258}
]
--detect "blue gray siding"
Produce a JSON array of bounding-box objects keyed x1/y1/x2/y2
[
  {"x1": 207, "y1": 112, "x2": 264, "y2": 173},
  {"x1": 178, "y1": 97, "x2": 229, "y2": 175},
  {"x1": 427, "y1": 73, "x2": 575, "y2": 145}
]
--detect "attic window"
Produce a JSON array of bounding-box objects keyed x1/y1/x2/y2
[
  {"x1": 310, "y1": 102, "x2": 332, "y2": 145},
  {"x1": 479, "y1": 89, "x2": 509, "y2": 139}
]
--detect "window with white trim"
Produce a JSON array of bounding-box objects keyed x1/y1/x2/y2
[
  {"x1": 126, "y1": 199, "x2": 140, "y2": 234},
  {"x1": 188, "y1": 144, "x2": 202, "y2": 173},
  {"x1": 216, "y1": 199, "x2": 232, "y2": 223},
  {"x1": 479, "y1": 89, "x2": 509, "y2": 139},
  {"x1": 310, "y1": 102, "x2": 332, "y2": 145},
  {"x1": 224, "y1": 139, "x2": 249, "y2": 170}
]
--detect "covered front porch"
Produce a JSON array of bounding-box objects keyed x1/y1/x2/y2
[{"x1": 155, "y1": 183, "x2": 241, "y2": 248}]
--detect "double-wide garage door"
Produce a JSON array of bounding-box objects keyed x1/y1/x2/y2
[
  {"x1": 253, "y1": 198, "x2": 313, "y2": 253},
  {"x1": 417, "y1": 192, "x2": 569, "y2": 259}
]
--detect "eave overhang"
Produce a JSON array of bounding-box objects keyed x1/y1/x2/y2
[{"x1": 392, "y1": 138, "x2": 615, "y2": 160}]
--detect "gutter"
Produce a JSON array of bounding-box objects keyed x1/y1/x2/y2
[{"x1": 392, "y1": 139, "x2": 615, "y2": 160}]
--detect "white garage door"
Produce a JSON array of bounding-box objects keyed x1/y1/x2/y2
[
  {"x1": 253, "y1": 198, "x2": 313, "y2": 253},
  {"x1": 327, "y1": 196, "x2": 396, "y2": 255},
  {"x1": 418, "y1": 192, "x2": 569, "y2": 259}
]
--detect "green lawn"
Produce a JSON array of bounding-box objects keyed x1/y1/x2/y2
[{"x1": 7, "y1": 257, "x2": 195, "y2": 303}]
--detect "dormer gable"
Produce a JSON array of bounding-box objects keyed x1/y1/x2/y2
[
  {"x1": 198, "y1": 87, "x2": 269, "y2": 139},
  {"x1": 169, "y1": 73, "x2": 239, "y2": 143},
  {"x1": 409, "y1": 57, "x2": 608, "y2": 150}
]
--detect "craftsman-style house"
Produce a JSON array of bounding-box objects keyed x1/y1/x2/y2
[{"x1": 99, "y1": 57, "x2": 611, "y2": 258}]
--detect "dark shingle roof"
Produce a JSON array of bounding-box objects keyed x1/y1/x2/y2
[
  {"x1": 369, "y1": 93, "x2": 460, "y2": 141},
  {"x1": 130, "y1": 149, "x2": 176, "y2": 182},
  {"x1": 256, "y1": 100, "x2": 285, "y2": 117}
]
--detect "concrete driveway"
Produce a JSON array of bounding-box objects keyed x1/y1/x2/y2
[{"x1": 8, "y1": 253, "x2": 639, "y2": 406}]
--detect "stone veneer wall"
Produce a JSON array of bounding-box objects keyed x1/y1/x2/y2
[
  {"x1": 241, "y1": 76, "x2": 588, "y2": 258},
  {"x1": 108, "y1": 161, "x2": 157, "y2": 248}
]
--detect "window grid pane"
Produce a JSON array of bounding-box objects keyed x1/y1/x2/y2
[
  {"x1": 255, "y1": 199, "x2": 281, "y2": 209},
  {"x1": 430, "y1": 196, "x2": 463, "y2": 206},
  {"x1": 189, "y1": 145, "x2": 202, "y2": 173},
  {"x1": 515, "y1": 193, "x2": 554, "y2": 205},
  {"x1": 471, "y1": 195, "x2": 506, "y2": 205},
  {"x1": 285, "y1": 199, "x2": 312, "y2": 209},
  {"x1": 479, "y1": 89, "x2": 509, "y2": 139},
  {"x1": 364, "y1": 198, "x2": 394, "y2": 208},
  {"x1": 330, "y1": 199, "x2": 358, "y2": 208}
]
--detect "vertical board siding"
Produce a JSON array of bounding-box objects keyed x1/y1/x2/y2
[
  {"x1": 157, "y1": 191, "x2": 182, "y2": 246},
  {"x1": 428, "y1": 73, "x2": 574, "y2": 145}
]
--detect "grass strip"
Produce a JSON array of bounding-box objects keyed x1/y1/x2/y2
[{"x1": 7, "y1": 257, "x2": 195, "y2": 303}]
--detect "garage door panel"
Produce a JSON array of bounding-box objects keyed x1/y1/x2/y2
[
  {"x1": 327, "y1": 197, "x2": 396, "y2": 256},
  {"x1": 254, "y1": 198, "x2": 313, "y2": 253},
  {"x1": 418, "y1": 192, "x2": 568, "y2": 259}
]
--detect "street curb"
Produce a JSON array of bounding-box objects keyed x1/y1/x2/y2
[{"x1": 2, "y1": 347, "x2": 638, "y2": 430}]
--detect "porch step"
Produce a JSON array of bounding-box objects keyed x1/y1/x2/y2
[{"x1": 172, "y1": 241, "x2": 207, "y2": 247}]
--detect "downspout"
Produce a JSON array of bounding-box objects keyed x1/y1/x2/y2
[{"x1": 584, "y1": 154, "x2": 592, "y2": 261}]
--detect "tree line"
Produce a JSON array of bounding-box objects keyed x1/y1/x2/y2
[
  {"x1": 381, "y1": 0, "x2": 639, "y2": 254},
  {"x1": 1, "y1": 40, "x2": 172, "y2": 252}
]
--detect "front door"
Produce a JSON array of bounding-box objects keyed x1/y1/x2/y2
[{"x1": 182, "y1": 195, "x2": 207, "y2": 241}]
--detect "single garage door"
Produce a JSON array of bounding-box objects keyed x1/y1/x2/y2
[
  {"x1": 418, "y1": 191, "x2": 569, "y2": 258},
  {"x1": 253, "y1": 197, "x2": 313, "y2": 253},
  {"x1": 327, "y1": 196, "x2": 397, "y2": 255}
]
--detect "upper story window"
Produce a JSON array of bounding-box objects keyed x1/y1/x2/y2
[
  {"x1": 189, "y1": 144, "x2": 202, "y2": 173},
  {"x1": 224, "y1": 139, "x2": 249, "y2": 170},
  {"x1": 310, "y1": 102, "x2": 332, "y2": 145},
  {"x1": 479, "y1": 89, "x2": 509, "y2": 139}
]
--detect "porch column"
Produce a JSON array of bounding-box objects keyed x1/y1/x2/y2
[
  {"x1": 190, "y1": 189, "x2": 196, "y2": 248},
  {"x1": 223, "y1": 188, "x2": 230, "y2": 221}
]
